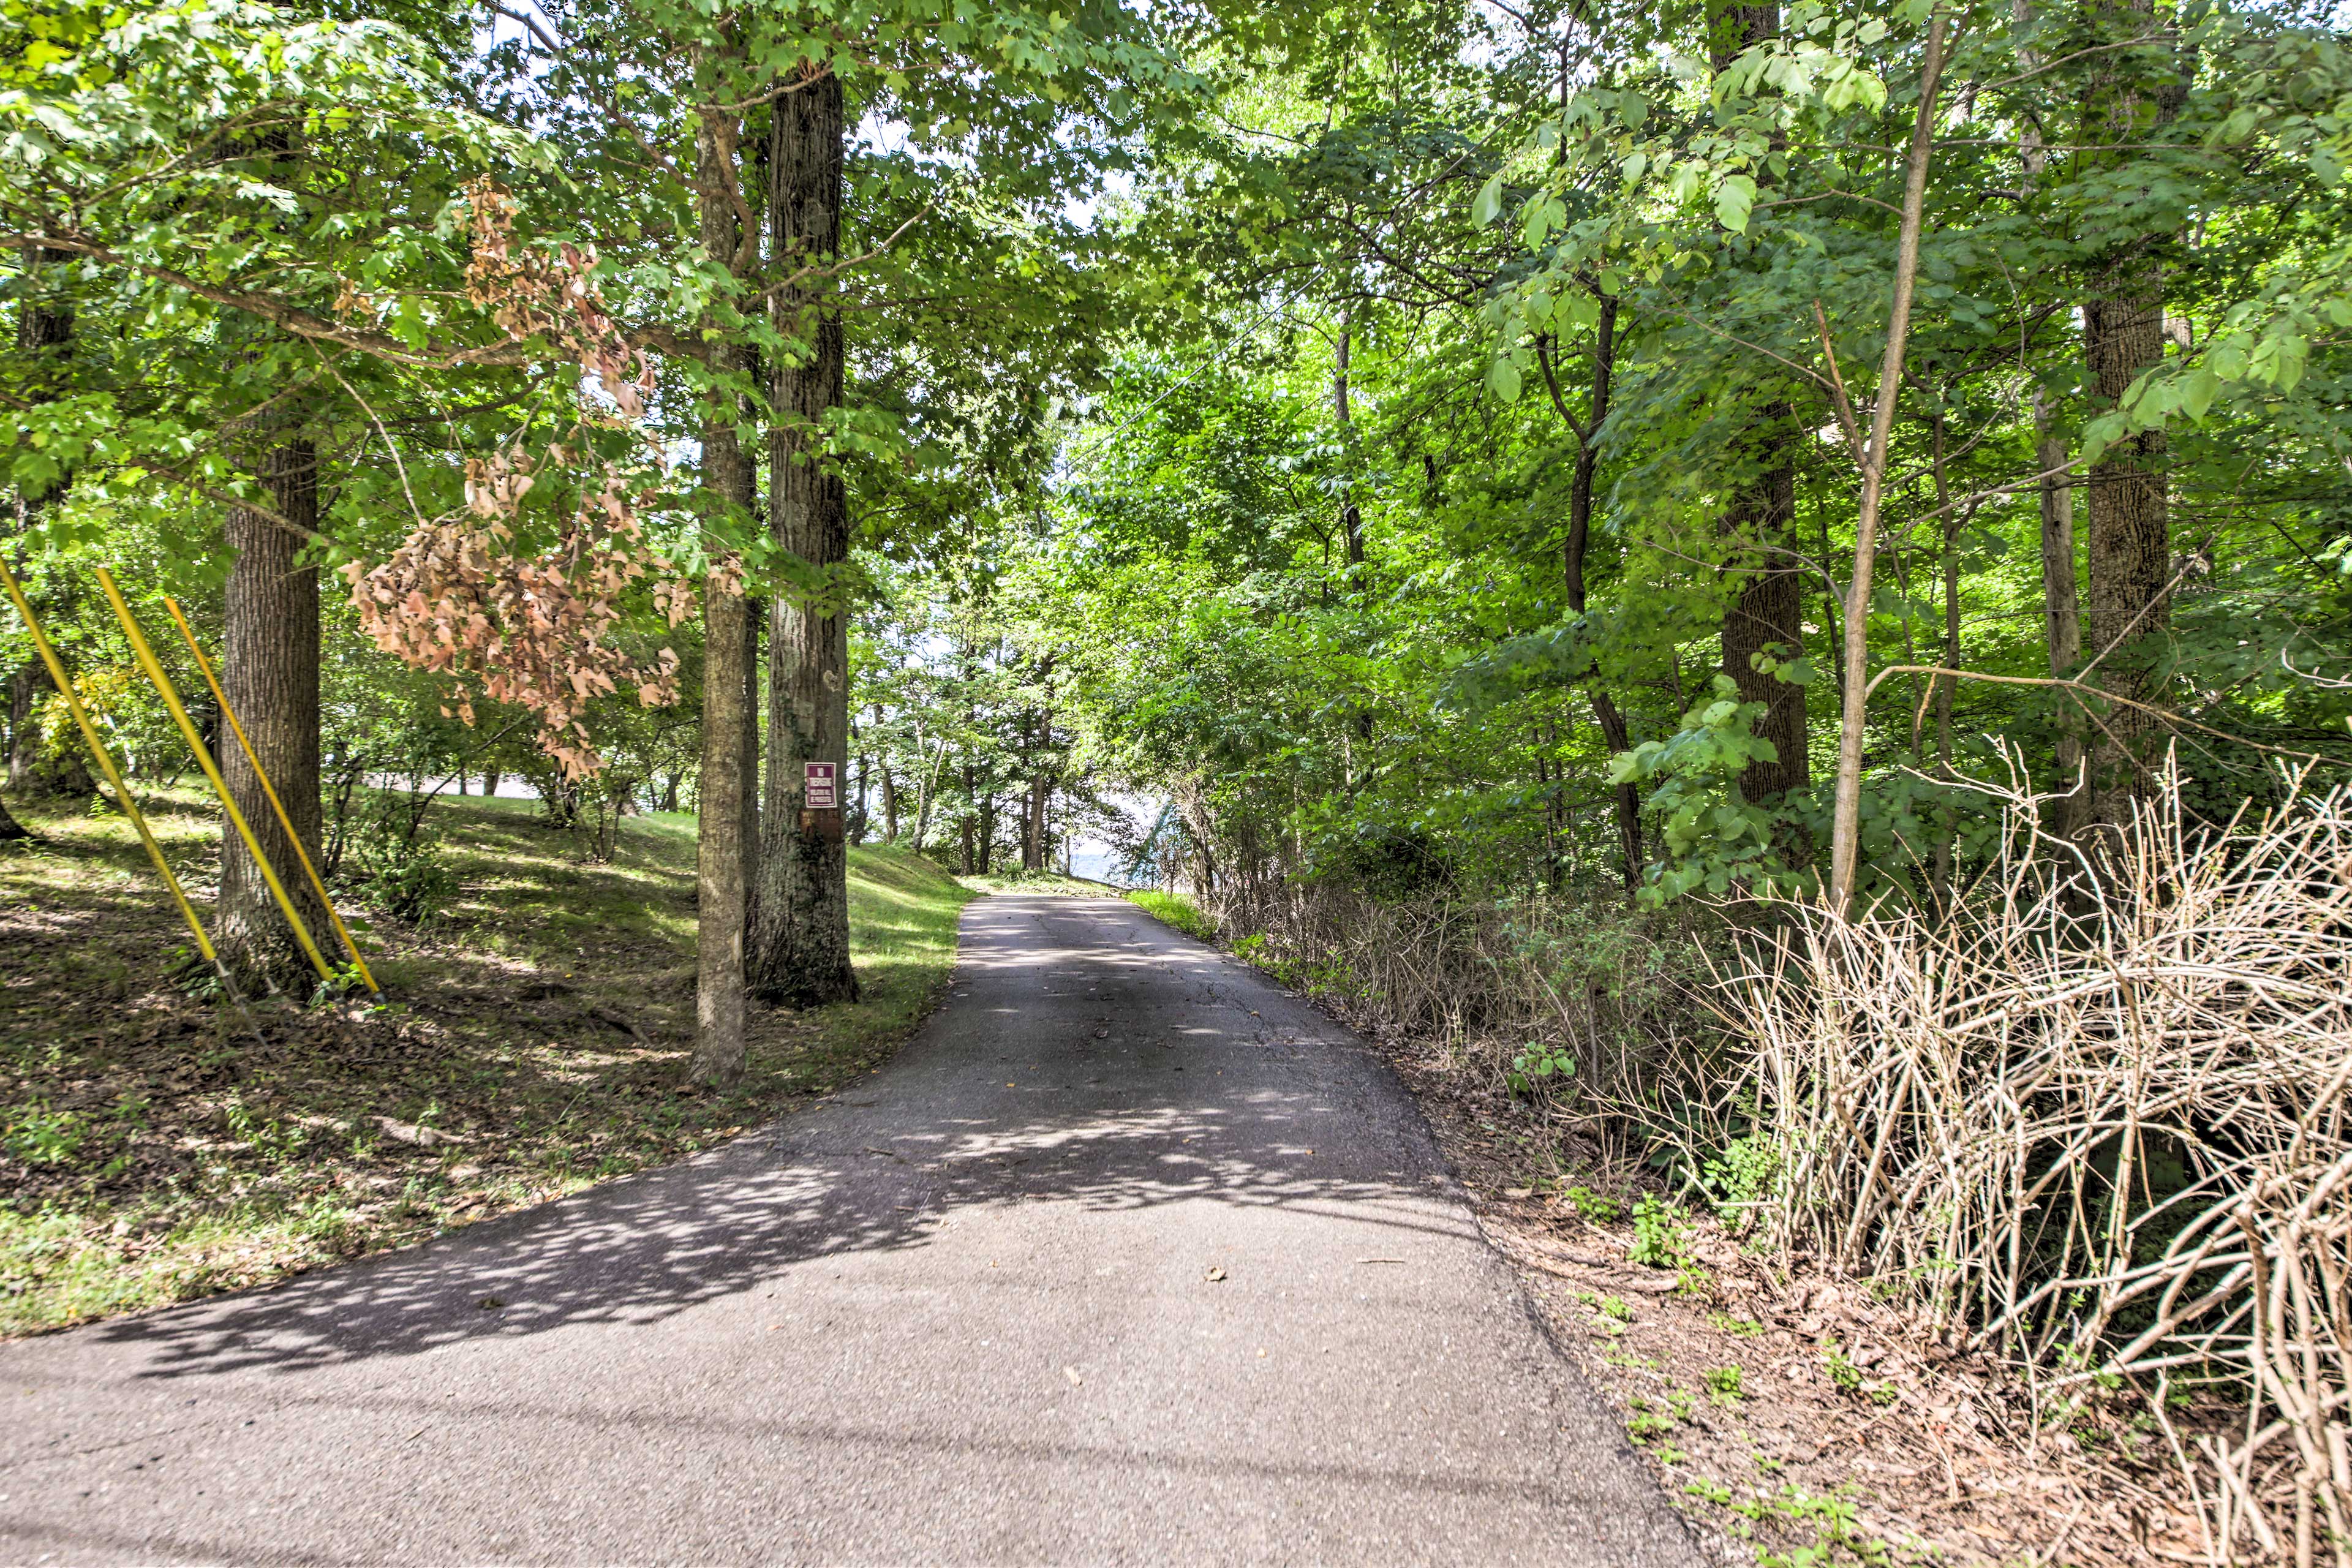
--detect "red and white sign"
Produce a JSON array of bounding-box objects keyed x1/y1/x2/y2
[{"x1": 803, "y1": 761, "x2": 839, "y2": 810}]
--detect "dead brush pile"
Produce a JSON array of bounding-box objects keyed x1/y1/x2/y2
[
  {"x1": 1206, "y1": 876, "x2": 1719, "y2": 1125},
  {"x1": 1727, "y1": 773, "x2": 2352, "y2": 1564}
]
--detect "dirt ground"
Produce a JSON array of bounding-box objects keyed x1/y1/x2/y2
[{"x1": 1363, "y1": 1023, "x2": 2220, "y2": 1567}]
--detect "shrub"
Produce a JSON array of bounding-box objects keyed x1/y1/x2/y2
[
  {"x1": 349, "y1": 815, "x2": 459, "y2": 924},
  {"x1": 1727, "y1": 765, "x2": 2352, "y2": 1550}
]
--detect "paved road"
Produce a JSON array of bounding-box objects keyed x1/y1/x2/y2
[{"x1": 2, "y1": 895, "x2": 1695, "y2": 1566}]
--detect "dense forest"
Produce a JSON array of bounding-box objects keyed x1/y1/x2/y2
[{"x1": 6, "y1": 0, "x2": 2351, "y2": 1555}]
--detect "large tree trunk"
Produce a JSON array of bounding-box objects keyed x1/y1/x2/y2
[
  {"x1": 689, "y1": 101, "x2": 758, "y2": 1087},
  {"x1": 2035, "y1": 390, "x2": 2087, "y2": 836},
  {"x1": 742, "y1": 591, "x2": 762, "y2": 900},
  {"x1": 216, "y1": 441, "x2": 326, "y2": 984},
  {"x1": 1708, "y1": 2, "x2": 1809, "y2": 810},
  {"x1": 748, "y1": 69, "x2": 857, "y2": 1005},
  {"x1": 693, "y1": 579, "x2": 753, "y2": 1084},
  {"x1": 2082, "y1": 282, "x2": 2169, "y2": 826},
  {"x1": 2079, "y1": 0, "x2": 2180, "y2": 830}
]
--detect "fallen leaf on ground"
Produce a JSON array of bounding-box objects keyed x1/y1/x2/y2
[{"x1": 375, "y1": 1116, "x2": 468, "y2": 1148}]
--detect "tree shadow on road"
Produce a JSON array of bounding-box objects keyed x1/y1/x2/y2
[{"x1": 79, "y1": 899, "x2": 1471, "y2": 1382}]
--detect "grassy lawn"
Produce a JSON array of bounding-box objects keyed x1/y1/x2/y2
[
  {"x1": 1126, "y1": 889, "x2": 1216, "y2": 943},
  {"x1": 0, "y1": 788, "x2": 975, "y2": 1336}
]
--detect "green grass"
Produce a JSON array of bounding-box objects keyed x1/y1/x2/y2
[
  {"x1": 1127, "y1": 888, "x2": 1218, "y2": 943},
  {"x1": 0, "y1": 786, "x2": 975, "y2": 1336}
]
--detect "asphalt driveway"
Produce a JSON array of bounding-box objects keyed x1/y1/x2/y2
[{"x1": 1, "y1": 893, "x2": 1695, "y2": 1565}]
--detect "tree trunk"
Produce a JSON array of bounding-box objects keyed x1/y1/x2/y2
[
  {"x1": 1721, "y1": 435, "x2": 1809, "y2": 804},
  {"x1": 911, "y1": 732, "x2": 936, "y2": 853},
  {"x1": 876, "y1": 703, "x2": 898, "y2": 843},
  {"x1": 1929, "y1": 410, "x2": 1962, "y2": 914},
  {"x1": 1333, "y1": 317, "x2": 1374, "y2": 768},
  {"x1": 2078, "y1": 0, "x2": 2182, "y2": 831},
  {"x1": 687, "y1": 99, "x2": 760, "y2": 1087},
  {"x1": 9, "y1": 250, "x2": 76, "y2": 807},
  {"x1": 2035, "y1": 389, "x2": 2086, "y2": 835},
  {"x1": 1826, "y1": 7, "x2": 1950, "y2": 915},
  {"x1": 217, "y1": 440, "x2": 326, "y2": 984},
  {"x1": 748, "y1": 70, "x2": 856, "y2": 1006},
  {"x1": 1707, "y1": 1, "x2": 1808, "y2": 812},
  {"x1": 850, "y1": 746, "x2": 869, "y2": 844},
  {"x1": 1550, "y1": 294, "x2": 1643, "y2": 892},
  {"x1": 693, "y1": 581, "x2": 753, "y2": 1084},
  {"x1": 741, "y1": 591, "x2": 762, "y2": 924},
  {"x1": 2082, "y1": 284, "x2": 2170, "y2": 826}
]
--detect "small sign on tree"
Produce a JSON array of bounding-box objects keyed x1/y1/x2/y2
[{"x1": 804, "y1": 761, "x2": 838, "y2": 811}]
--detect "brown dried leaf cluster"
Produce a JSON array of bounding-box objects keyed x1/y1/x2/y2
[{"x1": 344, "y1": 179, "x2": 693, "y2": 777}]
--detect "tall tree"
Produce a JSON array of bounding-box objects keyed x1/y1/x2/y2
[
  {"x1": 1710, "y1": 0, "x2": 1809, "y2": 811},
  {"x1": 750, "y1": 67, "x2": 859, "y2": 1005},
  {"x1": 2078, "y1": 0, "x2": 2184, "y2": 829},
  {"x1": 215, "y1": 440, "x2": 329, "y2": 981},
  {"x1": 690, "y1": 84, "x2": 763, "y2": 1084}
]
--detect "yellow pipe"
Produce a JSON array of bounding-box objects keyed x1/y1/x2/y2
[
  {"x1": 0, "y1": 556, "x2": 221, "y2": 965},
  {"x1": 159, "y1": 595, "x2": 377, "y2": 993},
  {"x1": 94, "y1": 566, "x2": 336, "y2": 986}
]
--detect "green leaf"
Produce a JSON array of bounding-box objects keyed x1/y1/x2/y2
[
  {"x1": 1472, "y1": 173, "x2": 1504, "y2": 228},
  {"x1": 1713, "y1": 173, "x2": 1757, "y2": 233}
]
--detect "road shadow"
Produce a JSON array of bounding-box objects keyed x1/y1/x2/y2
[{"x1": 79, "y1": 896, "x2": 1463, "y2": 1382}]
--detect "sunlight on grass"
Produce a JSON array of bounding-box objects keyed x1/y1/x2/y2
[
  {"x1": 2, "y1": 788, "x2": 974, "y2": 1337},
  {"x1": 1128, "y1": 889, "x2": 1216, "y2": 943}
]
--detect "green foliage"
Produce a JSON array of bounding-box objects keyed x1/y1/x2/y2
[
  {"x1": 1506, "y1": 1042, "x2": 1578, "y2": 1096},
  {"x1": 1700, "y1": 1133, "x2": 1781, "y2": 1234},
  {"x1": 1128, "y1": 889, "x2": 1217, "y2": 943},
  {"x1": 348, "y1": 813, "x2": 459, "y2": 925},
  {"x1": 1628, "y1": 1195, "x2": 1695, "y2": 1273},
  {"x1": 1564, "y1": 1185, "x2": 1624, "y2": 1225},
  {"x1": 4, "y1": 1102, "x2": 87, "y2": 1166}
]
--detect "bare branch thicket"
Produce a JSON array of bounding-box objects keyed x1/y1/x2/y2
[
  {"x1": 1207, "y1": 877, "x2": 1721, "y2": 1158},
  {"x1": 1724, "y1": 758, "x2": 2352, "y2": 1563}
]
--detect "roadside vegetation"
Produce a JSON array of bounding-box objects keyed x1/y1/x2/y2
[
  {"x1": 1124, "y1": 889, "x2": 1218, "y2": 944},
  {"x1": 0, "y1": 789, "x2": 971, "y2": 1336}
]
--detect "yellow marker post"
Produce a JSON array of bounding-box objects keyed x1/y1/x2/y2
[
  {"x1": 0, "y1": 557, "x2": 224, "y2": 969},
  {"x1": 160, "y1": 597, "x2": 377, "y2": 994},
  {"x1": 94, "y1": 567, "x2": 336, "y2": 986}
]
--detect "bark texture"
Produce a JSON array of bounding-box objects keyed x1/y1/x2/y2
[
  {"x1": 693, "y1": 577, "x2": 753, "y2": 1084},
  {"x1": 217, "y1": 441, "x2": 327, "y2": 984},
  {"x1": 2082, "y1": 276, "x2": 2171, "y2": 823},
  {"x1": 2079, "y1": 0, "x2": 2182, "y2": 828},
  {"x1": 749, "y1": 70, "x2": 858, "y2": 1006},
  {"x1": 1720, "y1": 447, "x2": 1809, "y2": 803},
  {"x1": 689, "y1": 100, "x2": 758, "y2": 1086}
]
